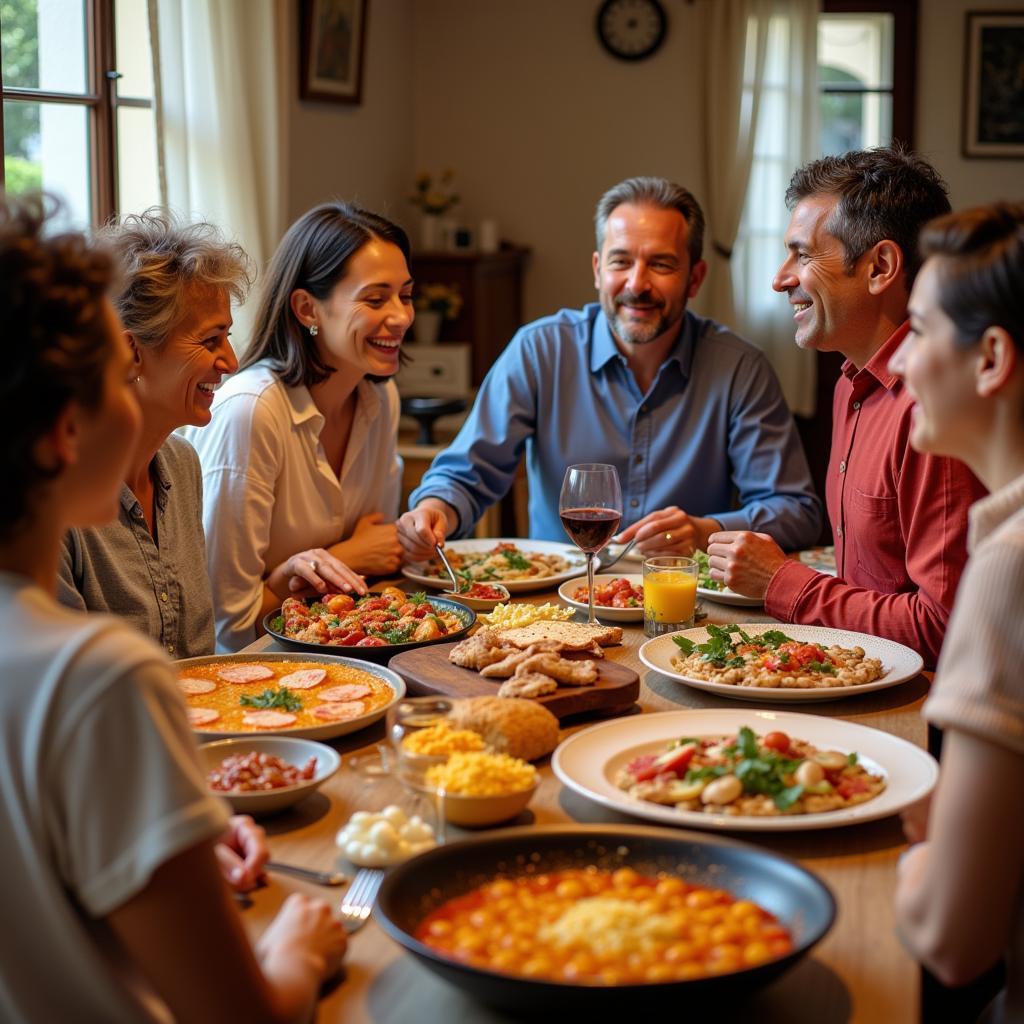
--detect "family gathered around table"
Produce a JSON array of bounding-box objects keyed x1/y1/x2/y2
[{"x1": 0, "y1": 143, "x2": 1022, "y2": 1022}]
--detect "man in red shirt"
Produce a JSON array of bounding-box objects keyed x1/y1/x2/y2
[{"x1": 706, "y1": 146, "x2": 986, "y2": 668}]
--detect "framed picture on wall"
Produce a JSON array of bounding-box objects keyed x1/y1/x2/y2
[
  {"x1": 299, "y1": 0, "x2": 368, "y2": 105},
  {"x1": 962, "y1": 11, "x2": 1024, "y2": 158}
]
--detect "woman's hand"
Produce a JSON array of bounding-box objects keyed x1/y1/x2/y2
[
  {"x1": 331, "y1": 513, "x2": 403, "y2": 576},
  {"x1": 267, "y1": 548, "x2": 366, "y2": 600},
  {"x1": 397, "y1": 500, "x2": 456, "y2": 562},
  {"x1": 257, "y1": 893, "x2": 348, "y2": 1014},
  {"x1": 215, "y1": 814, "x2": 268, "y2": 892}
]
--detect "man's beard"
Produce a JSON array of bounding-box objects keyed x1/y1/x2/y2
[{"x1": 604, "y1": 289, "x2": 680, "y2": 345}]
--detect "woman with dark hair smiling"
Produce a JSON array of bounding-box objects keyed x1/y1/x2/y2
[
  {"x1": 0, "y1": 194, "x2": 346, "y2": 1021},
  {"x1": 186, "y1": 201, "x2": 412, "y2": 652},
  {"x1": 889, "y1": 202, "x2": 1024, "y2": 1019}
]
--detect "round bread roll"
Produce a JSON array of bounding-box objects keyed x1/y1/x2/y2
[{"x1": 447, "y1": 696, "x2": 560, "y2": 762}]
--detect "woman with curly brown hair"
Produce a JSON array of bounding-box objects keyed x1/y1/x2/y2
[
  {"x1": 56, "y1": 210, "x2": 367, "y2": 658},
  {"x1": 0, "y1": 194, "x2": 346, "y2": 1022}
]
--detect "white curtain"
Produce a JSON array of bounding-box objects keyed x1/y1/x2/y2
[
  {"x1": 729, "y1": 0, "x2": 820, "y2": 415},
  {"x1": 149, "y1": 0, "x2": 288, "y2": 348},
  {"x1": 701, "y1": 0, "x2": 776, "y2": 329}
]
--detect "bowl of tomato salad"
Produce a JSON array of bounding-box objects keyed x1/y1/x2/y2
[
  {"x1": 263, "y1": 586, "x2": 476, "y2": 664},
  {"x1": 557, "y1": 574, "x2": 644, "y2": 622}
]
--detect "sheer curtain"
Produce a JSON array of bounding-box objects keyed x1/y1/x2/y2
[
  {"x1": 701, "y1": 0, "x2": 776, "y2": 329},
  {"x1": 729, "y1": 0, "x2": 820, "y2": 415},
  {"x1": 149, "y1": 0, "x2": 288, "y2": 347}
]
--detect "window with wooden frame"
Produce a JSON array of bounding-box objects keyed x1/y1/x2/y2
[
  {"x1": 1, "y1": 0, "x2": 159, "y2": 228},
  {"x1": 819, "y1": 0, "x2": 917, "y2": 149}
]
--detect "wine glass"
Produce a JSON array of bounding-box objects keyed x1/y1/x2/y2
[{"x1": 559, "y1": 463, "x2": 623, "y2": 625}]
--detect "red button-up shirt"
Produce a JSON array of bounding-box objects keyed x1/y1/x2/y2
[{"x1": 765, "y1": 322, "x2": 986, "y2": 668}]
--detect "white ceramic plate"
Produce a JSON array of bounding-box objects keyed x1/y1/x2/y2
[
  {"x1": 402, "y1": 538, "x2": 587, "y2": 593},
  {"x1": 638, "y1": 623, "x2": 923, "y2": 703},
  {"x1": 175, "y1": 652, "x2": 406, "y2": 741},
  {"x1": 696, "y1": 584, "x2": 764, "y2": 607},
  {"x1": 557, "y1": 573, "x2": 644, "y2": 622},
  {"x1": 553, "y1": 708, "x2": 938, "y2": 832},
  {"x1": 199, "y1": 736, "x2": 341, "y2": 815}
]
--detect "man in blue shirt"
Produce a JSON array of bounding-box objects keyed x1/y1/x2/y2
[{"x1": 398, "y1": 176, "x2": 821, "y2": 561}]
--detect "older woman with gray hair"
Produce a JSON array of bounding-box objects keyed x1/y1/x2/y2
[{"x1": 57, "y1": 210, "x2": 254, "y2": 659}]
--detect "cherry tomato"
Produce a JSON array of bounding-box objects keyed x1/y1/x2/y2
[
  {"x1": 762, "y1": 731, "x2": 791, "y2": 753},
  {"x1": 326, "y1": 593, "x2": 356, "y2": 614},
  {"x1": 340, "y1": 629, "x2": 366, "y2": 645},
  {"x1": 356, "y1": 636, "x2": 386, "y2": 647}
]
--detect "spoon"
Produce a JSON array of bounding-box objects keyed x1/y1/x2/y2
[
  {"x1": 434, "y1": 544, "x2": 462, "y2": 594},
  {"x1": 266, "y1": 861, "x2": 349, "y2": 887},
  {"x1": 595, "y1": 536, "x2": 638, "y2": 572}
]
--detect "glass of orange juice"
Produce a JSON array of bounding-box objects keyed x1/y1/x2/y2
[{"x1": 643, "y1": 556, "x2": 698, "y2": 637}]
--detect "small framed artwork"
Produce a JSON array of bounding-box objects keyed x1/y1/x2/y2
[
  {"x1": 962, "y1": 11, "x2": 1024, "y2": 158},
  {"x1": 299, "y1": 0, "x2": 368, "y2": 105}
]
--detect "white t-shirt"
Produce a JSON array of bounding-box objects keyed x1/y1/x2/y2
[
  {"x1": 183, "y1": 361, "x2": 402, "y2": 652},
  {"x1": 0, "y1": 573, "x2": 229, "y2": 1023}
]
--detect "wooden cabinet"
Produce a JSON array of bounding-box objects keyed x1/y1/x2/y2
[{"x1": 409, "y1": 247, "x2": 530, "y2": 384}]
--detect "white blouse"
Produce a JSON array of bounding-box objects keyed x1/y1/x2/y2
[{"x1": 184, "y1": 361, "x2": 402, "y2": 652}]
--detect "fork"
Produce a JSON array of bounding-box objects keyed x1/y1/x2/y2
[
  {"x1": 339, "y1": 868, "x2": 385, "y2": 933},
  {"x1": 595, "y1": 536, "x2": 638, "y2": 572}
]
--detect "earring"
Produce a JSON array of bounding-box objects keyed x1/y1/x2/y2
[
  {"x1": 133, "y1": 376, "x2": 141, "y2": 384},
  {"x1": 308, "y1": 323, "x2": 319, "y2": 337}
]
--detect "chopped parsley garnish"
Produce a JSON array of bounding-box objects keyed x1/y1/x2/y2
[
  {"x1": 501, "y1": 550, "x2": 532, "y2": 571},
  {"x1": 758, "y1": 629, "x2": 794, "y2": 649},
  {"x1": 407, "y1": 591, "x2": 430, "y2": 606},
  {"x1": 239, "y1": 687, "x2": 301, "y2": 712},
  {"x1": 373, "y1": 624, "x2": 416, "y2": 644},
  {"x1": 672, "y1": 624, "x2": 745, "y2": 668},
  {"x1": 308, "y1": 601, "x2": 327, "y2": 616},
  {"x1": 847, "y1": 751, "x2": 859, "y2": 766},
  {"x1": 269, "y1": 614, "x2": 284, "y2": 633}
]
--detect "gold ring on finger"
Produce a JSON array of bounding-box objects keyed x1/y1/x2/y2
[{"x1": 310, "y1": 559, "x2": 319, "y2": 573}]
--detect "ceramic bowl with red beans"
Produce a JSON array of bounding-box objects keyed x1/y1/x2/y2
[{"x1": 198, "y1": 736, "x2": 341, "y2": 815}]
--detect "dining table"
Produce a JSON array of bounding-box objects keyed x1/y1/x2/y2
[{"x1": 236, "y1": 581, "x2": 931, "y2": 1023}]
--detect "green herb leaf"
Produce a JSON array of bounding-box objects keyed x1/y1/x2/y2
[
  {"x1": 738, "y1": 726, "x2": 759, "y2": 760},
  {"x1": 269, "y1": 615, "x2": 284, "y2": 633},
  {"x1": 684, "y1": 765, "x2": 730, "y2": 783},
  {"x1": 847, "y1": 751, "x2": 859, "y2": 766},
  {"x1": 308, "y1": 601, "x2": 327, "y2": 616},
  {"x1": 807, "y1": 660, "x2": 837, "y2": 675},
  {"x1": 501, "y1": 550, "x2": 532, "y2": 570},
  {"x1": 239, "y1": 687, "x2": 301, "y2": 712},
  {"x1": 672, "y1": 636, "x2": 696, "y2": 654},
  {"x1": 773, "y1": 784, "x2": 805, "y2": 810},
  {"x1": 408, "y1": 591, "x2": 430, "y2": 606},
  {"x1": 759, "y1": 629, "x2": 793, "y2": 649}
]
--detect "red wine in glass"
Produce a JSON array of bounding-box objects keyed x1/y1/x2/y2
[
  {"x1": 559, "y1": 507, "x2": 622, "y2": 552},
  {"x1": 559, "y1": 464, "x2": 623, "y2": 625}
]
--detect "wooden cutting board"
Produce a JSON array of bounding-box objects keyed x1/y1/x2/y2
[{"x1": 388, "y1": 641, "x2": 640, "y2": 720}]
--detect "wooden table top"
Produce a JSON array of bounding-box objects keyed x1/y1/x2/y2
[{"x1": 237, "y1": 588, "x2": 929, "y2": 1023}]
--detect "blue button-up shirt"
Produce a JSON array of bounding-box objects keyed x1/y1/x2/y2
[{"x1": 410, "y1": 304, "x2": 821, "y2": 548}]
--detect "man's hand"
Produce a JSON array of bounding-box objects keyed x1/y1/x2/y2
[
  {"x1": 397, "y1": 499, "x2": 458, "y2": 562},
  {"x1": 705, "y1": 530, "x2": 787, "y2": 599},
  {"x1": 615, "y1": 506, "x2": 721, "y2": 557},
  {"x1": 215, "y1": 814, "x2": 269, "y2": 892}
]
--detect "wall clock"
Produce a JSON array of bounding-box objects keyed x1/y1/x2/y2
[{"x1": 596, "y1": 0, "x2": 668, "y2": 62}]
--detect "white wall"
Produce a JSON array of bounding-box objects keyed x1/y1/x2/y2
[
  {"x1": 409, "y1": 0, "x2": 708, "y2": 323},
  {"x1": 281, "y1": 0, "x2": 1023, "y2": 328},
  {"x1": 916, "y1": 0, "x2": 1024, "y2": 207},
  {"x1": 284, "y1": 0, "x2": 416, "y2": 227}
]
